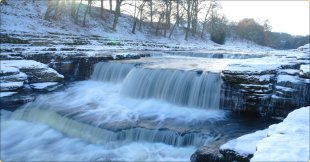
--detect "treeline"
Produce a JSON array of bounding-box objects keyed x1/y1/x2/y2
[
  {"x1": 28, "y1": 0, "x2": 310, "y2": 48},
  {"x1": 226, "y1": 18, "x2": 309, "y2": 49},
  {"x1": 43, "y1": 0, "x2": 228, "y2": 41}
]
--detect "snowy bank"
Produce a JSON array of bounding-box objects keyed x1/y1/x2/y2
[
  {"x1": 251, "y1": 106, "x2": 310, "y2": 161},
  {"x1": 218, "y1": 106, "x2": 310, "y2": 162}
]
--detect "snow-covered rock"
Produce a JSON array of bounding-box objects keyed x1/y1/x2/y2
[
  {"x1": 0, "y1": 92, "x2": 17, "y2": 98},
  {"x1": 251, "y1": 106, "x2": 310, "y2": 161},
  {"x1": 299, "y1": 64, "x2": 310, "y2": 78},
  {"x1": 198, "y1": 106, "x2": 310, "y2": 162},
  {"x1": 1, "y1": 60, "x2": 64, "y2": 83},
  {"x1": 30, "y1": 82, "x2": 62, "y2": 92},
  {"x1": 0, "y1": 82, "x2": 24, "y2": 91},
  {"x1": 220, "y1": 129, "x2": 268, "y2": 160},
  {"x1": 296, "y1": 43, "x2": 310, "y2": 53}
]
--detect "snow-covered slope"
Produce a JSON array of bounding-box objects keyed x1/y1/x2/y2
[{"x1": 0, "y1": 0, "x2": 272, "y2": 52}]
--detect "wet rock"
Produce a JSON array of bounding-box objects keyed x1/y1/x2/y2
[
  {"x1": 0, "y1": 34, "x2": 29, "y2": 44},
  {"x1": 0, "y1": 93, "x2": 35, "y2": 109},
  {"x1": 191, "y1": 147, "x2": 226, "y2": 162}
]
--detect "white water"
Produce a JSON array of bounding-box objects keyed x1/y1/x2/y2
[
  {"x1": 22, "y1": 81, "x2": 226, "y2": 130},
  {"x1": 9, "y1": 108, "x2": 215, "y2": 147},
  {"x1": 2, "y1": 61, "x2": 227, "y2": 161},
  {"x1": 91, "y1": 62, "x2": 135, "y2": 82},
  {"x1": 122, "y1": 68, "x2": 222, "y2": 109},
  {"x1": 1, "y1": 120, "x2": 195, "y2": 161}
]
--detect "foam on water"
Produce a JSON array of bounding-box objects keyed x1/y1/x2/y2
[
  {"x1": 9, "y1": 108, "x2": 215, "y2": 147},
  {"x1": 1, "y1": 120, "x2": 195, "y2": 161},
  {"x1": 22, "y1": 81, "x2": 226, "y2": 130},
  {"x1": 3, "y1": 61, "x2": 228, "y2": 161}
]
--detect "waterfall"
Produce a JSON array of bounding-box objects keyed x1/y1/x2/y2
[
  {"x1": 91, "y1": 62, "x2": 135, "y2": 82},
  {"x1": 121, "y1": 68, "x2": 222, "y2": 109},
  {"x1": 10, "y1": 108, "x2": 214, "y2": 147}
]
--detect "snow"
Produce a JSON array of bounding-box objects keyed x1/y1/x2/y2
[
  {"x1": 275, "y1": 85, "x2": 295, "y2": 92},
  {"x1": 2, "y1": 60, "x2": 51, "y2": 70},
  {"x1": 0, "y1": 0, "x2": 274, "y2": 52},
  {"x1": 296, "y1": 43, "x2": 310, "y2": 53},
  {"x1": 220, "y1": 129, "x2": 268, "y2": 157},
  {"x1": 300, "y1": 64, "x2": 310, "y2": 78},
  {"x1": 30, "y1": 82, "x2": 60, "y2": 90},
  {"x1": 300, "y1": 64, "x2": 310, "y2": 74},
  {"x1": 1, "y1": 60, "x2": 64, "y2": 79},
  {"x1": 0, "y1": 82, "x2": 24, "y2": 91},
  {"x1": 219, "y1": 106, "x2": 310, "y2": 161},
  {"x1": 0, "y1": 66, "x2": 19, "y2": 74},
  {"x1": 251, "y1": 106, "x2": 310, "y2": 161},
  {"x1": 0, "y1": 92, "x2": 18, "y2": 98},
  {"x1": 277, "y1": 75, "x2": 301, "y2": 84}
]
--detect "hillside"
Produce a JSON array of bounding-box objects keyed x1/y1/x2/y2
[{"x1": 0, "y1": 0, "x2": 272, "y2": 52}]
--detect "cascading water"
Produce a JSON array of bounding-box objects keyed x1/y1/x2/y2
[
  {"x1": 91, "y1": 62, "x2": 135, "y2": 82},
  {"x1": 1, "y1": 60, "x2": 274, "y2": 161},
  {"x1": 121, "y1": 68, "x2": 222, "y2": 109},
  {"x1": 10, "y1": 108, "x2": 215, "y2": 147}
]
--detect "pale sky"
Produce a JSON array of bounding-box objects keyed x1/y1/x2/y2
[{"x1": 220, "y1": 1, "x2": 309, "y2": 36}]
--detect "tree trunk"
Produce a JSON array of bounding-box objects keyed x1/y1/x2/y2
[
  {"x1": 169, "y1": 13, "x2": 183, "y2": 38},
  {"x1": 138, "y1": 1, "x2": 146, "y2": 31},
  {"x1": 185, "y1": 0, "x2": 191, "y2": 40},
  {"x1": 155, "y1": 13, "x2": 163, "y2": 36},
  {"x1": 109, "y1": 0, "x2": 112, "y2": 12},
  {"x1": 71, "y1": 0, "x2": 76, "y2": 18},
  {"x1": 112, "y1": 0, "x2": 122, "y2": 31},
  {"x1": 132, "y1": 0, "x2": 137, "y2": 34},
  {"x1": 52, "y1": 0, "x2": 61, "y2": 19},
  {"x1": 75, "y1": 0, "x2": 83, "y2": 21},
  {"x1": 200, "y1": 2, "x2": 212, "y2": 38},
  {"x1": 176, "y1": 0, "x2": 179, "y2": 27},
  {"x1": 83, "y1": 0, "x2": 91, "y2": 26},
  {"x1": 44, "y1": 0, "x2": 54, "y2": 20},
  {"x1": 100, "y1": 0, "x2": 103, "y2": 18},
  {"x1": 150, "y1": 0, "x2": 153, "y2": 26}
]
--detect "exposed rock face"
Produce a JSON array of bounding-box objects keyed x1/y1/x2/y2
[
  {"x1": 0, "y1": 60, "x2": 64, "y2": 108},
  {"x1": 221, "y1": 52, "x2": 310, "y2": 117},
  {"x1": 1, "y1": 60, "x2": 64, "y2": 84}
]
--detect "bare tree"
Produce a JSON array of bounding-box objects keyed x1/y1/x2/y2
[
  {"x1": 149, "y1": 0, "x2": 153, "y2": 26},
  {"x1": 100, "y1": 0, "x2": 104, "y2": 18},
  {"x1": 200, "y1": 1, "x2": 213, "y2": 38},
  {"x1": 112, "y1": 0, "x2": 124, "y2": 31},
  {"x1": 185, "y1": 0, "x2": 191, "y2": 40},
  {"x1": 109, "y1": 0, "x2": 112, "y2": 12},
  {"x1": 83, "y1": 0, "x2": 92, "y2": 26},
  {"x1": 44, "y1": 0, "x2": 60, "y2": 20}
]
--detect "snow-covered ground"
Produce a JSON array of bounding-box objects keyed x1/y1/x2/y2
[
  {"x1": 0, "y1": 0, "x2": 272, "y2": 52},
  {"x1": 220, "y1": 106, "x2": 310, "y2": 161}
]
